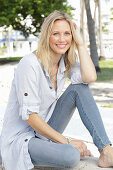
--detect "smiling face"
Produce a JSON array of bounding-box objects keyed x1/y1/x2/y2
[{"x1": 49, "y1": 19, "x2": 72, "y2": 57}]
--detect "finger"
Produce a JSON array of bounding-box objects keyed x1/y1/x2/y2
[
  {"x1": 81, "y1": 143, "x2": 87, "y2": 157},
  {"x1": 73, "y1": 22, "x2": 77, "y2": 29},
  {"x1": 79, "y1": 146, "x2": 85, "y2": 158},
  {"x1": 73, "y1": 145, "x2": 84, "y2": 157},
  {"x1": 86, "y1": 150, "x2": 93, "y2": 157}
]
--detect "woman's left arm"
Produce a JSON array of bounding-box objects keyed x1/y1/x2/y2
[{"x1": 74, "y1": 24, "x2": 97, "y2": 83}]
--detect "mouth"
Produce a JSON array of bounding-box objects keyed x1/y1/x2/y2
[{"x1": 56, "y1": 44, "x2": 67, "y2": 49}]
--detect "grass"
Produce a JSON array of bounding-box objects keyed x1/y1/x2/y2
[
  {"x1": 97, "y1": 60, "x2": 113, "y2": 82},
  {"x1": 0, "y1": 57, "x2": 22, "y2": 64},
  {"x1": 101, "y1": 104, "x2": 113, "y2": 108},
  {"x1": 0, "y1": 57, "x2": 22, "y2": 61},
  {"x1": 66, "y1": 60, "x2": 113, "y2": 83}
]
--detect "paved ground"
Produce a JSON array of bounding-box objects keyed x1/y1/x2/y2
[
  {"x1": 0, "y1": 61, "x2": 113, "y2": 170},
  {"x1": 32, "y1": 157, "x2": 113, "y2": 170},
  {"x1": 0, "y1": 157, "x2": 112, "y2": 170},
  {"x1": 89, "y1": 82, "x2": 113, "y2": 106}
]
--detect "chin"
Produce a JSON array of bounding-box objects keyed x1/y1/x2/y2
[{"x1": 56, "y1": 49, "x2": 68, "y2": 55}]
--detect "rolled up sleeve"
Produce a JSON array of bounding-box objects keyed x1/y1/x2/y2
[
  {"x1": 14, "y1": 57, "x2": 41, "y2": 120},
  {"x1": 68, "y1": 62, "x2": 88, "y2": 84}
]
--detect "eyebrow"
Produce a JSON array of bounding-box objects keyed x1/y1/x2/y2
[{"x1": 52, "y1": 30, "x2": 71, "y2": 33}]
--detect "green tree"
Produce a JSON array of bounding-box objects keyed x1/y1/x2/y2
[{"x1": 0, "y1": 0, "x2": 74, "y2": 37}]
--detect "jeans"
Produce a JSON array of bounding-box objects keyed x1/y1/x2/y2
[{"x1": 28, "y1": 84, "x2": 111, "y2": 169}]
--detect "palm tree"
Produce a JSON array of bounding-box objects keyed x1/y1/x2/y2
[
  {"x1": 80, "y1": 0, "x2": 85, "y2": 42},
  {"x1": 97, "y1": 0, "x2": 105, "y2": 60},
  {"x1": 84, "y1": 0, "x2": 101, "y2": 72}
]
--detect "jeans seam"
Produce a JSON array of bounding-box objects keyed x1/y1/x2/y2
[{"x1": 73, "y1": 87, "x2": 106, "y2": 151}]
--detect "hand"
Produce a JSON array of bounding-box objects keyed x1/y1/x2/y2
[
  {"x1": 70, "y1": 139, "x2": 90, "y2": 158},
  {"x1": 73, "y1": 23, "x2": 84, "y2": 47}
]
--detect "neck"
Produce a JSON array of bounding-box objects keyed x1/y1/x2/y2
[{"x1": 50, "y1": 52, "x2": 62, "y2": 67}]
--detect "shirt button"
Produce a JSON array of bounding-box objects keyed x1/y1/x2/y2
[
  {"x1": 25, "y1": 139, "x2": 28, "y2": 142},
  {"x1": 24, "y1": 93, "x2": 28, "y2": 96}
]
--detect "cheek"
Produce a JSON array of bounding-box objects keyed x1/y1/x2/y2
[
  {"x1": 49, "y1": 36, "x2": 57, "y2": 45},
  {"x1": 67, "y1": 37, "x2": 72, "y2": 46}
]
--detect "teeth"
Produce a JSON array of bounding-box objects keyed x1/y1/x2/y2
[{"x1": 56, "y1": 44, "x2": 66, "y2": 48}]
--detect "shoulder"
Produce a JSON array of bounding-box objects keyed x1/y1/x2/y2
[
  {"x1": 16, "y1": 53, "x2": 42, "y2": 75},
  {"x1": 15, "y1": 53, "x2": 43, "y2": 79},
  {"x1": 19, "y1": 53, "x2": 41, "y2": 68},
  {"x1": 14, "y1": 53, "x2": 43, "y2": 84}
]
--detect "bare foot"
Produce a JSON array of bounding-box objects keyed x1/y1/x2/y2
[{"x1": 98, "y1": 145, "x2": 113, "y2": 168}]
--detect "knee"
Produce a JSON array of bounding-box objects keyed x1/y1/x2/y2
[{"x1": 63, "y1": 144, "x2": 80, "y2": 168}]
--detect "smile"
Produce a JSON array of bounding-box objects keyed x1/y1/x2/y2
[{"x1": 56, "y1": 44, "x2": 67, "y2": 49}]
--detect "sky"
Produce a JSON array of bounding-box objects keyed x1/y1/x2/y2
[{"x1": 68, "y1": 0, "x2": 113, "y2": 12}]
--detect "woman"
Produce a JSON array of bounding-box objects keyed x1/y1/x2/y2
[{"x1": 1, "y1": 10, "x2": 113, "y2": 170}]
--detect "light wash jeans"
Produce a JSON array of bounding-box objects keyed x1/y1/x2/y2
[{"x1": 28, "y1": 84, "x2": 111, "y2": 169}]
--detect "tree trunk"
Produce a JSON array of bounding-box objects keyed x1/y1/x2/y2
[
  {"x1": 98, "y1": 0, "x2": 105, "y2": 60},
  {"x1": 84, "y1": 0, "x2": 101, "y2": 72},
  {"x1": 80, "y1": 0, "x2": 85, "y2": 43},
  {"x1": 94, "y1": 0, "x2": 98, "y2": 23}
]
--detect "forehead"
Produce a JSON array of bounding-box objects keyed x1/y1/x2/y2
[{"x1": 51, "y1": 19, "x2": 71, "y2": 31}]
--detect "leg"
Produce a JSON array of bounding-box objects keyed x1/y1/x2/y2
[
  {"x1": 48, "y1": 84, "x2": 111, "y2": 152},
  {"x1": 48, "y1": 84, "x2": 76, "y2": 133},
  {"x1": 98, "y1": 145, "x2": 113, "y2": 168},
  {"x1": 48, "y1": 83, "x2": 113, "y2": 168},
  {"x1": 28, "y1": 137, "x2": 80, "y2": 168},
  {"x1": 28, "y1": 84, "x2": 80, "y2": 168}
]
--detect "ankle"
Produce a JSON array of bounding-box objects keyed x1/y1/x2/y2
[{"x1": 101, "y1": 145, "x2": 112, "y2": 154}]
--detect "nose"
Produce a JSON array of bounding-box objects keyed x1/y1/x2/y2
[{"x1": 59, "y1": 34, "x2": 65, "y2": 42}]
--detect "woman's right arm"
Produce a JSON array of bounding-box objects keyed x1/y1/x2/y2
[
  {"x1": 25, "y1": 113, "x2": 88, "y2": 157},
  {"x1": 25, "y1": 112, "x2": 67, "y2": 144}
]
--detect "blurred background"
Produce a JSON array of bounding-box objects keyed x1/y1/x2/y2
[
  {"x1": 0, "y1": 0, "x2": 113, "y2": 60},
  {"x1": 0, "y1": 0, "x2": 113, "y2": 150}
]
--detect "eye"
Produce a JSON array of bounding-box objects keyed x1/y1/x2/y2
[
  {"x1": 53, "y1": 32, "x2": 59, "y2": 36},
  {"x1": 65, "y1": 32, "x2": 71, "y2": 35}
]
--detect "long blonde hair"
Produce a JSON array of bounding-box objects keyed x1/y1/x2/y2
[{"x1": 37, "y1": 10, "x2": 77, "y2": 75}]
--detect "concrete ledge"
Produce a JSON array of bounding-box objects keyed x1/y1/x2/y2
[
  {"x1": 33, "y1": 157, "x2": 113, "y2": 170},
  {"x1": 0, "y1": 157, "x2": 112, "y2": 169}
]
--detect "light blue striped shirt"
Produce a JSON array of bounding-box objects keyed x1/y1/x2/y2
[{"x1": 1, "y1": 53, "x2": 84, "y2": 170}]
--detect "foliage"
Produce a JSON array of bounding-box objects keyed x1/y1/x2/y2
[
  {"x1": 110, "y1": 8, "x2": 113, "y2": 20},
  {"x1": 97, "y1": 60, "x2": 113, "y2": 82},
  {"x1": 0, "y1": 45, "x2": 7, "y2": 54},
  {"x1": 0, "y1": 0, "x2": 74, "y2": 37}
]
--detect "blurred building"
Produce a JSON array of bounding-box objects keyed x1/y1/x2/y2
[{"x1": 0, "y1": 28, "x2": 38, "y2": 58}]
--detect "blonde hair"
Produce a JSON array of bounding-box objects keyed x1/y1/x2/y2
[{"x1": 37, "y1": 10, "x2": 77, "y2": 75}]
